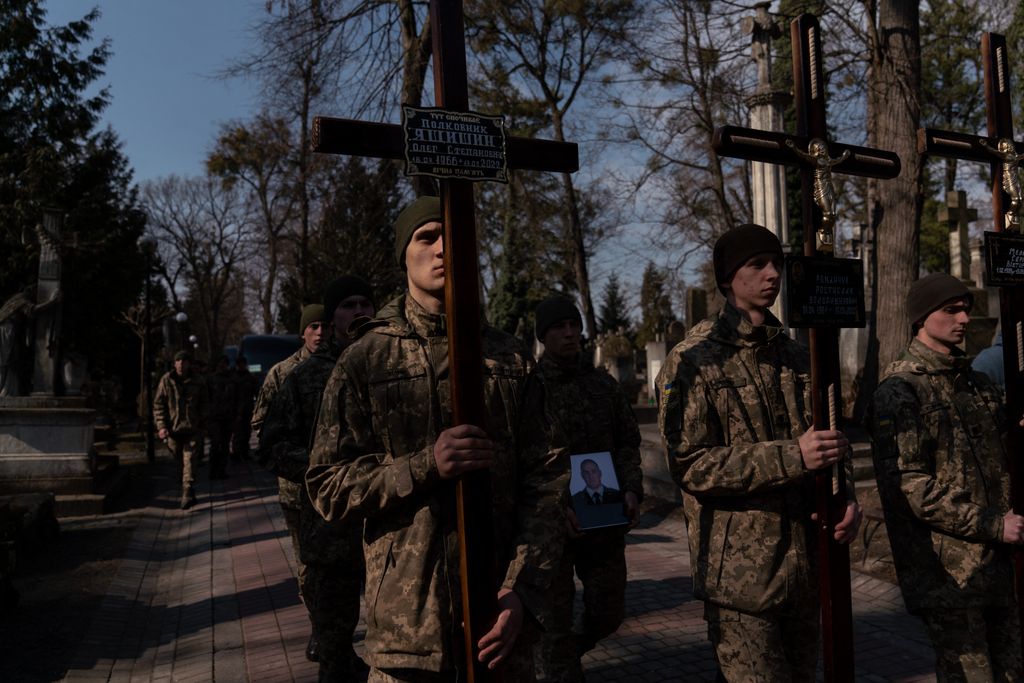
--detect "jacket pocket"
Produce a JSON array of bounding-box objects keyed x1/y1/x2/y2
[{"x1": 369, "y1": 537, "x2": 395, "y2": 629}]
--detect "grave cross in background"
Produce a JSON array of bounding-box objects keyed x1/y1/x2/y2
[
  {"x1": 919, "y1": 32, "x2": 1024, "y2": 658},
  {"x1": 714, "y1": 14, "x2": 901, "y2": 682},
  {"x1": 937, "y1": 190, "x2": 977, "y2": 282},
  {"x1": 310, "y1": 1, "x2": 578, "y2": 680}
]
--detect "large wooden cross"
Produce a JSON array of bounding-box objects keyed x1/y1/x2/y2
[
  {"x1": 714, "y1": 14, "x2": 901, "y2": 682},
  {"x1": 311, "y1": 1, "x2": 578, "y2": 680},
  {"x1": 918, "y1": 32, "x2": 1024, "y2": 658}
]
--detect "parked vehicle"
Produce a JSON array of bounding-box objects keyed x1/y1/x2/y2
[{"x1": 237, "y1": 334, "x2": 302, "y2": 386}]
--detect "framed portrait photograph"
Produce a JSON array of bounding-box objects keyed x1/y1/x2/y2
[{"x1": 568, "y1": 451, "x2": 629, "y2": 531}]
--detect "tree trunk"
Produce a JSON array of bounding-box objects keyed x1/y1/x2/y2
[
  {"x1": 400, "y1": 0, "x2": 435, "y2": 197},
  {"x1": 867, "y1": 0, "x2": 923, "y2": 371}
]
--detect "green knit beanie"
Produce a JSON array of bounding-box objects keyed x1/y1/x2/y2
[
  {"x1": 394, "y1": 196, "x2": 442, "y2": 268},
  {"x1": 300, "y1": 304, "x2": 325, "y2": 333}
]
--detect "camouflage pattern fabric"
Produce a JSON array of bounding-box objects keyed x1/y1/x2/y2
[
  {"x1": 871, "y1": 339, "x2": 1019, "y2": 679},
  {"x1": 919, "y1": 606, "x2": 1022, "y2": 682},
  {"x1": 154, "y1": 370, "x2": 208, "y2": 494},
  {"x1": 656, "y1": 303, "x2": 843, "y2": 679},
  {"x1": 153, "y1": 370, "x2": 208, "y2": 437},
  {"x1": 254, "y1": 346, "x2": 311, "y2": 511},
  {"x1": 525, "y1": 354, "x2": 641, "y2": 682},
  {"x1": 871, "y1": 339, "x2": 1014, "y2": 613},
  {"x1": 306, "y1": 294, "x2": 565, "y2": 677},
  {"x1": 705, "y1": 600, "x2": 819, "y2": 683},
  {"x1": 260, "y1": 338, "x2": 366, "y2": 679}
]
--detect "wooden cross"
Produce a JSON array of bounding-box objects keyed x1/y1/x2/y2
[
  {"x1": 714, "y1": 14, "x2": 901, "y2": 682},
  {"x1": 918, "y1": 32, "x2": 1024, "y2": 658},
  {"x1": 311, "y1": 1, "x2": 578, "y2": 680}
]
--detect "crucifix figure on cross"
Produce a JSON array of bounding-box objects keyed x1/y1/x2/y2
[
  {"x1": 304, "y1": 1, "x2": 578, "y2": 681},
  {"x1": 711, "y1": 13, "x2": 901, "y2": 683},
  {"x1": 979, "y1": 137, "x2": 1024, "y2": 230}
]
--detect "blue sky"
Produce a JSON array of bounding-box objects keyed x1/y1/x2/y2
[{"x1": 46, "y1": 1, "x2": 265, "y2": 184}]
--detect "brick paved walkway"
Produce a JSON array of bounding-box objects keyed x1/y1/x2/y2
[{"x1": 61, "y1": 454, "x2": 938, "y2": 682}]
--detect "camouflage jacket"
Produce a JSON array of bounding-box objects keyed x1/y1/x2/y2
[
  {"x1": 207, "y1": 369, "x2": 238, "y2": 422},
  {"x1": 306, "y1": 294, "x2": 565, "y2": 673},
  {"x1": 260, "y1": 338, "x2": 357, "y2": 563},
  {"x1": 656, "y1": 303, "x2": 822, "y2": 613},
  {"x1": 153, "y1": 370, "x2": 208, "y2": 436},
  {"x1": 871, "y1": 339, "x2": 1013, "y2": 612},
  {"x1": 526, "y1": 353, "x2": 643, "y2": 502},
  {"x1": 254, "y1": 346, "x2": 311, "y2": 509}
]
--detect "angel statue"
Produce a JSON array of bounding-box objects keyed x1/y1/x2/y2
[
  {"x1": 787, "y1": 138, "x2": 850, "y2": 251},
  {"x1": 980, "y1": 137, "x2": 1024, "y2": 231}
]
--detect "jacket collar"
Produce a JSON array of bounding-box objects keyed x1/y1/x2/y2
[{"x1": 709, "y1": 301, "x2": 784, "y2": 348}]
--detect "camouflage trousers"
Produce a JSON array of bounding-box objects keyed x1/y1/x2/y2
[
  {"x1": 920, "y1": 606, "x2": 1023, "y2": 682},
  {"x1": 166, "y1": 435, "x2": 199, "y2": 491},
  {"x1": 536, "y1": 529, "x2": 627, "y2": 682},
  {"x1": 282, "y1": 506, "x2": 308, "y2": 606},
  {"x1": 207, "y1": 418, "x2": 232, "y2": 477},
  {"x1": 367, "y1": 624, "x2": 537, "y2": 683},
  {"x1": 705, "y1": 598, "x2": 819, "y2": 683}
]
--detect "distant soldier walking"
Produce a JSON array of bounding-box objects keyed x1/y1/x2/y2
[
  {"x1": 872, "y1": 273, "x2": 1024, "y2": 682},
  {"x1": 154, "y1": 350, "x2": 209, "y2": 509},
  {"x1": 657, "y1": 224, "x2": 861, "y2": 682},
  {"x1": 260, "y1": 275, "x2": 375, "y2": 680},
  {"x1": 528, "y1": 296, "x2": 643, "y2": 682},
  {"x1": 252, "y1": 304, "x2": 325, "y2": 659},
  {"x1": 206, "y1": 355, "x2": 236, "y2": 480},
  {"x1": 231, "y1": 355, "x2": 258, "y2": 461}
]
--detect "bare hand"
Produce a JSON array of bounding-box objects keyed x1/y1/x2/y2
[
  {"x1": 624, "y1": 491, "x2": 640, "y2": 528},
  {"x1": 158, "y1": 428, "x2": 168, "y2": 440},
  {"x1": 798, "y1": 428, "x2": 849, "y2": 471},
  {"x1": 834, "y1": 501, "x2": 863, "y2": 544},
  {"x1": 1003, "y1": 511, "x2": 1024, "y2": 544},
  {"x1": 477, "y1": 588, "x2": 523, "y2": 669},
  {"x1": 565, "y1": 506, "x2": 584, "y2": 538},
  {"x1": 433, "y1": 424, "x2": 493, "y2": 479}
]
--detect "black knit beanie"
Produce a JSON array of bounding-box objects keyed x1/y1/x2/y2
[
  {"x1": 394, "y1": 196, "x2": 442, "y2": 268},
  {"x1": 323, "y1": 275, "x2": 374, "y2": 322},
  {"x1": 906, "y1": 273, "x2": 973, "y2": 325},
  {"x1": 535, "y1": 296, "x2": 582, "y2": 341},
  {"x1": 713, "y1": 224, "x2": 784, "y2": 293}
]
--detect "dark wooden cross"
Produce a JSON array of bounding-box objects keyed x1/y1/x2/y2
[
  {"x1": 311, "y1": 1, "x2": 578, "y2": 680},
  {"x1": 713, "y1": 14, "x2": 901, "y2": 682},
  {"x1": 918, "y1": 32, "x2": 1024, "y2": 658}
]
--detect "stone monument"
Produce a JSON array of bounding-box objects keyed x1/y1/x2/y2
[
  {"x1": 0, "y1": 210, "x2": 106, "y2": 514},
  {"x1": 938, "y1": 191, "x2": 997, "y2": 354}
]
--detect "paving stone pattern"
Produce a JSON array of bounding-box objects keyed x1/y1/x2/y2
[{"x1": 61, "y1": 455, "x2": 938, "y2": 682}]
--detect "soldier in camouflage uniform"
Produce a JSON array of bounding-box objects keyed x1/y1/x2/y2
[
  {"x1": 871, "y1": 273, "x2": 1024, "y2": 682},
  {"x1": 206, "y1": 355, "x2": 236, "y2": 479},
  {"x1": 306, "y1": 196, "x2": 566, "y2": 682},
  {"x1": 231, "y1": 355, "x2": 259, "y2": 461},
  {"x1": 261, "y1": 275, "x2": 375, "y2": 681},
  {"x1": 656, "y1": 224, "x2": 862, "y2": 682},
  {"x1": 154, "y1": 350, "x2": 209, "y2": 509},
  {"x1": 527, "y1": 296, "x2": 643, "y2": 683},
  {"x1": 253, "y1": 303, "x2": 325, "y2": 660}
]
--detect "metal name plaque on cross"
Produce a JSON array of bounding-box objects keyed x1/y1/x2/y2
[
  {"x1": 983, "y1": 231, "x2": 1024, "y2": 286},
  {"x1": 402, "y1": 106, "x2": 508, "y2": 183},
  {"x1": 785, "y1": 256, "x2": 866, "y2": 328}
]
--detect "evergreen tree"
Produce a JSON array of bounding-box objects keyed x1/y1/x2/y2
[
  {"x1": 0, "y1": 3, "x2": 145, "y2": 386},
  {"x1": 636, "y1": 263, "x2": 674, "y2": 348},
  {"x1": 598, "y1": 273, "x2": 632, "y2": 335}
]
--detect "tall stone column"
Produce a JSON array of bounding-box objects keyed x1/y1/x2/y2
[{"x1": 742, "y1": 2, "x2": 791, "y2": 322}]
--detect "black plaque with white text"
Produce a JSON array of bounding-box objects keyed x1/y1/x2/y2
[
  {"x1": 786, "y1": 256, "x2": 866, "y2": 328},
  {"x1": 983, "y1": 231, "x2": 1024, "y2": 287},
  {"x1": 402, "y1": 106, "x2": 508, "y2": 182}
]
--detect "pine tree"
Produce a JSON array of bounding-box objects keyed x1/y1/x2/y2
[
  {"x1": 598, "y1": 273, "x2": 632, "y2": 336},
  {"x1": 636, "y1": 264, "x2": 674, "y2": 348}
]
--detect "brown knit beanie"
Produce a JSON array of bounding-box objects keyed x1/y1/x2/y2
[{"x1": 906, "y1": 273, "x2": 973, "y2": 325}]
